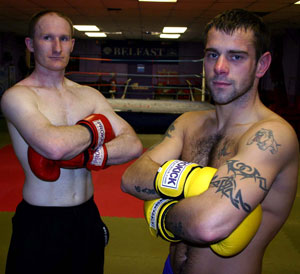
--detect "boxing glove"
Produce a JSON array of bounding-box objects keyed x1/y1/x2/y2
[
  {"x1": 145, "y1": 160, "x2": 216, "y2": 243},
  {"x1": 76, "y1": 114, "x2": 115, "y2": 150},
  {"x1": 210, "y1": 204, "x2": 262, "y2": 256},
  {"x1": 85, "y1": 145, "x2": 108, "y2": 171},
  {"x1": 28, "y1": 145, "x2": 109, "y2": 181},
  {"x1": 144, "y1": 197, "x2": 262, "y2": 257},
  {"x1": 150, "y1": 160, "x2": 262, "y2": 256},
  {"x1": 28, "y1": 146, "x2": 61, "y2": 181},
  {"x1": 144, "y1": 198, "x2": 180, "y2": 242},
  {"x1": 59, "y1": 145, "x2": 108, "y2": 171},
  {"x1": 154, "y1": 160, "x2": 217, "y2": 199}
]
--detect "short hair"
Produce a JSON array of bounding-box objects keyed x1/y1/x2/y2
[
  {"x1": 28, "y1": 10, "x2": 74, "y2": 38},
  {"x1": 204, "y1": 9, "x2": 271, "y2": 61}
]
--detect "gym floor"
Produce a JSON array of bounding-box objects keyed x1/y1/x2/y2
[{"x1": 0, "y1": 117, "x2": 299, "y2": 274}]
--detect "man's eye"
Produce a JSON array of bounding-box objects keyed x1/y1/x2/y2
[
  {"x1": 43, "y1": 35, "x2": 52, "y2": 40},
  {"x1": 206, "y1": 52, "x2": 218, "y2": 59},
  {"x1": 61, "y1": 36, "x2": 70, "y2": 41},
  {"x1": 232, "y1": 55, "x2": 243, "y2": 61}
]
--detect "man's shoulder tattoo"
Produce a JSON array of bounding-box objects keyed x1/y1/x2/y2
[
  {"x1": 164, "y1": 123, "x2": 176, "y2": 139},
  {"x1": 246, "y1": 128, "x2": 281, "y2": 154}
]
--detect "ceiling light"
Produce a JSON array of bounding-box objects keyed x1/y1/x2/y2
[
  {"x1": 294, "y1": 1, "x2": 300, "y2": 3},
  {"x1": 163, "y1": 27, "x2": 187, "y2": 33},
  {"x1": 145, "y1": 31, "x2": 161, "y2": 35},
  {"x1": 160, "y1": 34, "x2": 180, "y2": 39},
  {"x1": 139, "y1": 0, "x2": 177, "y2": 2},
  {"x1": 105, "y1": 32, "x2": 122, "y2": 35},
  {"x1": 74, "y1": 25, "x2": 100, "y2": 31},
  {"x1": 85, "y1": 32, "x2": 107, "y2": 37}
]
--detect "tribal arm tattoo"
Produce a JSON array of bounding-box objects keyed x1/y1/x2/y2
[{"x1": 211, "y1": 160, "x2": 269, "y2": 213}]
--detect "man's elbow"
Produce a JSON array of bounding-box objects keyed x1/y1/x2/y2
[
  {"x1": 120, "y1": 167, "x2": 133, "y2": 194},
  {"x1": 187, "y1": 217, "x2": 231, "y2": 244},
  {"x1": 132, "y1": 138, "x2": 143, "y2": 158},
  {"x1": 40, "y1": 137, "x2": 74, "y2": 160},
  {"x1": 33, "y1": 140, "x2": 65, "y2": 160}
]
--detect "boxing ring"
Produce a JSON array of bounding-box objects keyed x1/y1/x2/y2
[{"x1": 66, "y1": 56, "x2": 214, "y2": 133}]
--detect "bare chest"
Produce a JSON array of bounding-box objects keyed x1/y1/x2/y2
[
  {"x1": 33, "y1": 87, "x2": 91, "y2": 125},
  {"x1": 181, "y1": 133, "x2": 238, "y2": 168}
]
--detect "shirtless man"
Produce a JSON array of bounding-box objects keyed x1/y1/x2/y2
[
  {"x1": 121, "y1": 9, "x2": 299, "y2": 274},
  {"x1": 1, "y1": 10, "x2": 142, "y2": 274}
]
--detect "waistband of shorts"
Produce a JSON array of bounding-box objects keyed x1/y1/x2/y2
[{"x1": 18, "y1": 196, "x2": 95, "y2": 214}]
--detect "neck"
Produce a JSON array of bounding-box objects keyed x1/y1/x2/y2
[
  {"x1": 30, "y1": 67, "x2": 66, "y2": 89},
  {"x1": 214, "y1": 87, "x2": 262, "y2": 130}
]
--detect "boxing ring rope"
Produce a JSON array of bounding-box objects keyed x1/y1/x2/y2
[
  {"x1": 66, "y1": 56, "x2": 213, "y2": 118},
  {"x1": 65, "y1": 74, "x2": 206, "y2": 102},
  {"x1": 70, "y1": 56, "x2": 204, "y2": 63},
  {"x1": 66, "y1": 71, "x2": 202, "y2": 79}
]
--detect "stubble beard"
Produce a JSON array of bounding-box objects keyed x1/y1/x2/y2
[{"x1": 206, "y1": 70, "x2": 257, "y2": 106}]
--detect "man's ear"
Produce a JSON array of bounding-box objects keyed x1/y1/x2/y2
[
  {"x1": 25, "y1": 37, "x2": 34, "y2": 53},
  {"x1": 256, "y1": 51, "x2": 272, "y2": 78},
  {"x1": 70, "y1": 38, "x2": 75, "y2": 53}
]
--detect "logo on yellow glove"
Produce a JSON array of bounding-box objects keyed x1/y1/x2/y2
[{"x1": 159, "y1": 160, "x2": 190, "y2": 190}]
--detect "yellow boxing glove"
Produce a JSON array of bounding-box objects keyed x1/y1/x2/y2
[
  {"x1": 144, "y1": 198, "x2": 180, "y2": 242},
  {"x1": 154, "y1": 160, "x2": 217, "y2": 199},
  {"x1": 150, "y1": 159, "x2": 262, "y2": 255},
  {"x1": 146, "y1": 160, "x2": 217, "y2": 243},
  {"x1": 210, "y1": 204, "x2": 262, "y2": 257}
]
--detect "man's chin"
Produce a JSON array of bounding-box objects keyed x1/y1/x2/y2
[{"x1": 47, "y1": 64, "x2": 67, "y2": 72}]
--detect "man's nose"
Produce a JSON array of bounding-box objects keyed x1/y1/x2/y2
[
  {"x1": 53, "y1": 38, "x2": 62, "y2": 53},
  {"x1": 214, "y1": 55, "x2": 229, "y2": 75}
]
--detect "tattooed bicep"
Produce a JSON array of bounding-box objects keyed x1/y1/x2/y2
[
  {"x1": 211, "y1": 159, "x2": 268, "y2": 213},
  {"x1": 246, "y1": 128, "x2": 281, "y2": 154}
]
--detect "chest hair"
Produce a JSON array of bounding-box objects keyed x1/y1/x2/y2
[{"x1": 185, "y1": 133, "x2": 235, "y2": 168}]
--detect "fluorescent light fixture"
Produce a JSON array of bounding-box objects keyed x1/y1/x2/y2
[
  {"x1": 85, "y1": 32, "x2": 107, "y2": 37},
  {"x1": 294, "y1": 1, "x2": 300, "y2": 3},
  {"x1": 74, "y1": 25, "x2": 100, "y2": 31},
  {"x1": 139, "y1": 0, "x2": 177, "y2": 2},
  {"x1": 160, "y1": 33, "x2": 180, "y2": 39},
  {"x1": 163, "y1": 27, "x2": 187, "y2": 33}
]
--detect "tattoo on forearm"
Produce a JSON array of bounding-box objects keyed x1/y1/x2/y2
[
  {"x1": 134, "y1": 185, "x2": 156, "y2": 196},
  {"x1": 211, "y1": 160, "x2": 268, "y2": 213},
  {"x1": 247, "y1": 128, "x2": 281, "y2": 154}
]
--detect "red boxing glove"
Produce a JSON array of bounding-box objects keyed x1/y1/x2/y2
[
  {"x1": 76, "y1": 114, "x2": 115, "y2": 150},
  {"x1": 85, "y1": 145, "x2": 108, "y2": 171},
  {"x1": 59, "y1": 146, "x2": 108, "y2": 171},
  {"x1": 28, "y1": 146, "x2": 109, "y2": 181},
  {"x1": 27, "y1": 147, "x2": 60, "y2": 182}
]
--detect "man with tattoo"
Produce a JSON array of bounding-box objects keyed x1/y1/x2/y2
[{"x1": 121, "y1": 8, "x2": 299, "y2": 274}]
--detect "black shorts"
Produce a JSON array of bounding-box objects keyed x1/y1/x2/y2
[{"x1": 6, "y1": 197, "x2": 109, "y2": 274}]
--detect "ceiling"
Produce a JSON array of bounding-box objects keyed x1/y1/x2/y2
[{"x1": 0, "y1": 0, "x2": 299, "y2": 42}]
